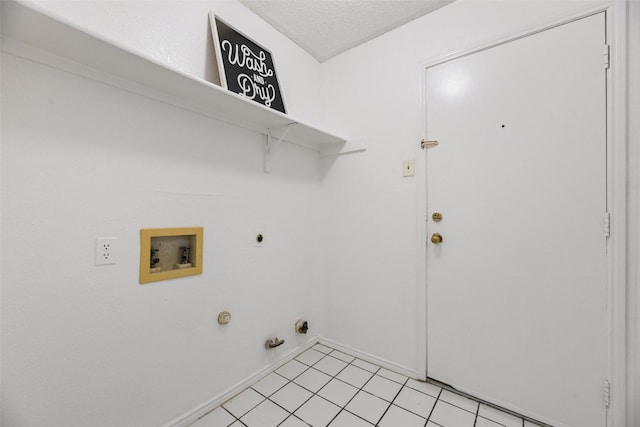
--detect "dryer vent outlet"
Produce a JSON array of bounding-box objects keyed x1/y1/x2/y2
[{"x1": 295, "y1": 319, "x2": 308, "y2": 334}]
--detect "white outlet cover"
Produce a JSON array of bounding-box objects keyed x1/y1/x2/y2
[{"x1": 95, "y1": 237, "x2": 116, "y2": 265}]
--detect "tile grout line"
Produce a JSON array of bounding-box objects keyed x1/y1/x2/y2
[
  {"x1": 424, "y1": 387, "x2": 444, "y2": 425},
  {"x1": 290, "y1": 349, "x2": 443, "y2": 425},
  {"x1": 272, "y1": 345, "x2": 369, "y2": 426},
  {"x1": 429, "y1": 378, "x2": 537, "y2": 426},
  {"x1": 473, "y1": 394, "x2": 486, "y2": 427},
  {"x1": 437, "y1": 389, "x2": 483, "y2": 416},
  {"x1": 223, "y1": 407, "x2": 240, "y2": 427},
  {"x1": 224, "y1": 344, "x2": 326, "y2": 426},
  {"x1": 473, "y1": 395, "x2": 480, "y2": 427},
  {"x1": 220, "y1": 346, "x2": 350, "y2": 425},
  {"x1": 373, "y1": 376, "x2": 411, "y2": 426},
  {"x1": 252, "y1": 372, "x2": 308, "y2": 426},
  {"x1": 272, "y1": 351, "x2": 337, "y2": 426},
  {"x1": 324, "y1": 360, "x2": 383, "y2": 426},
  {"x1": 383, "y1": 383, "x2": 442, "y2": 422},
  {"x1": 281, "y1": 361, "x2": 343, "y2": 425},
  {"x1": 321, "y1": 348, "x2": 380, "y2": 425}
]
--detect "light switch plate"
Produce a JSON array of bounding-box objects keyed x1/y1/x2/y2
[{"x1": 403, "y1": 159, "x2": 415, "y2": 177}]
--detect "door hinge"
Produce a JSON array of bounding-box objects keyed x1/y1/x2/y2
[
  {"x1": 604, "y1": 45, "x2": 610, "y2": 70},
  {"x1": 603, "y1": 212, "x2": 610, "y2": 238},
  {"x1": 604, "y1": 379, "x2": 611, "y2": 407}
]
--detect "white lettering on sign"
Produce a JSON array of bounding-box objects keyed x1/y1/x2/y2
[
  {"x1": 238, "y1": 74, "x2": 276, "y2": 106},
  {"x1": 253, "y1": 74, "x2": 265, "y2": 85},
  {"x1": 221, "y1": 40, "x2": 274, "y2": 78}
]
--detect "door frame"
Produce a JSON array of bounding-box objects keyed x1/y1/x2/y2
[{"x1": 415, "y1": 3, "x2": 627, "y2": 426}]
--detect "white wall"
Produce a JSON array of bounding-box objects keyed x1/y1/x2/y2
[
  {"x1": 2, "y1": 0, "x2": 639, "y2": 426},
  {"x1": 1, "y1": 1, "x2": 326, "y2": 426},
  {"x1": 319, "y1": 0, "x2": 638, "y2": 421}
]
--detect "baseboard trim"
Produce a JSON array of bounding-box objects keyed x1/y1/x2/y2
[
  {"x1": 317, "y1": 337, "x2": 419, "y2": 379},
  {"x1": 162, "y1": 336, "x2": 320, "y2": 427}
]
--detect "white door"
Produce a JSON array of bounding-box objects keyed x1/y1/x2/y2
[{"x1": 426, "y1": 13, "x2": 607, "y2": 427}]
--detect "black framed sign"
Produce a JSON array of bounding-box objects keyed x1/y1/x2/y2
[{"x1": 209, "y1": 13, "x2": 286, "y2": 114}]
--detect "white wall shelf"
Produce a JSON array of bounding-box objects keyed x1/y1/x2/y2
[{"x1": 0, "y1": 0, "x2": 350, "y2": 154}]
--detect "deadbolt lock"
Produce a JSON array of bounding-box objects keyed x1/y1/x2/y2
[
  {"x1": 431, "y1": 233, "x2": 443, "y2": 244},
  {"x1": 432, "y1": 212, "x2": 443, "y2": 222}
]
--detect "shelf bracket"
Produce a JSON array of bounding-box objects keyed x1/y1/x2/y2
[
  {"x1": 319, "y1": 137, "x2": 367, "y2": 157},
  {"x1": 265, "y1": 122, "x2": 297, "y2": 173}
]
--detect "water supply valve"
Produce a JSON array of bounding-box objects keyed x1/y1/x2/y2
[
  {"x1": 295, "y1": 319, "x2": 308, "y2": 334},
  {"x1": 266, "y1": 337, "x2": 285, "y2": 349}
]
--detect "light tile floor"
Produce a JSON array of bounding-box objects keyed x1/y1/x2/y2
[{"x1": 190, "y1": 343, "x2": 544, "y2": 427}]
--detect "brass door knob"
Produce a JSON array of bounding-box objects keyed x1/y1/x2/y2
[{"x1": 431, "y1": 233, "x2": 443, "y2": 244}]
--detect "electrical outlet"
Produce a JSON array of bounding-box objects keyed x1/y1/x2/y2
[
  {"x1": 403, "y1": 159, "x2": 415, "y2": 177},
  {"x1": 95, "y1": 237, "x2": 116, "y2": 265}
]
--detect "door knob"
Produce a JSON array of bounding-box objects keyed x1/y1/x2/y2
[{"x1": 431, "y1": 233, "x2": 443, "y2": 244}]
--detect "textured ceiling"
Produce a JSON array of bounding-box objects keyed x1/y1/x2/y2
[{"x1": 239, "y1": 0, "x2": 455, "y2": 62}]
